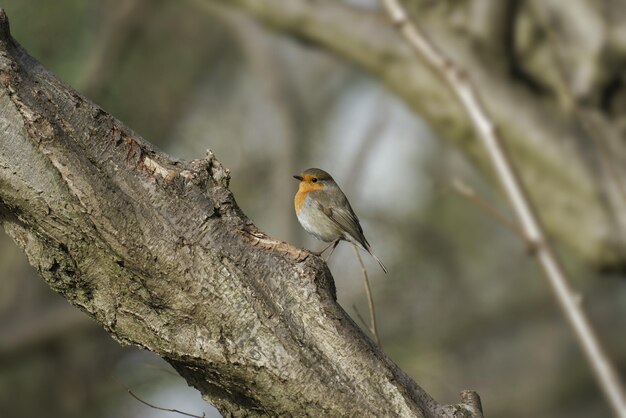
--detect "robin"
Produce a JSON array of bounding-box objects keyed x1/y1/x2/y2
[{"x1": 293, "y1": 168, "x2": 387, "y2": 273}]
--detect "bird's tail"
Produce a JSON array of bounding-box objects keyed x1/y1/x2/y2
[
  {"x1": 368, "y1": 249, "x2": 388, "y2": 274},
  {"x1": 350, "y1": 236, "x2": 388, "y2": 274}
]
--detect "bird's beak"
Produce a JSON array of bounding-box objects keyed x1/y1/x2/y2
[{"x1": 293, "y1": 175, "x2": 303, "y2": 181}]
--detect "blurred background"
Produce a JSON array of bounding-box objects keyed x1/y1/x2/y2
[{"x1": 1, "y1": 1, "x2": 625, "y2": 417}]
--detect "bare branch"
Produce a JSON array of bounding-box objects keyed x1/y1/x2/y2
[
  {"x1": 351, "y1": 304, "x2": 370, "y2": 331},
  {"x1": 351, "y1": 244, "x2": 381, "y2": 347},
  {"x1": 217, "y1": 0, "x2": 626, "y2": 265},
  {"x1": 129, "y1": 390, "x2": 206, "y2": 418},
  {"x1": 451, "y1": 178, "x2": 528, "y2": 244},
  {"x1": 378, "y1": 1, "x2": 626, "y2": 416},
  {"x1": 0, "y1": 8, "x2": 478, "y2": 417}
]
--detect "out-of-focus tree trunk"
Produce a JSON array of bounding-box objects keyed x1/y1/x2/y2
[
  {"x1": 0, "y1": 10, "x2": 483, "y2": 418},
  {"x1": 215, "y1": 0, "x2": 626, "y2": 267}
]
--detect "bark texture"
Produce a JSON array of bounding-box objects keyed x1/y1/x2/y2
[{"x1": 0, "y1": 10, "x2": 481, "y2": 418}]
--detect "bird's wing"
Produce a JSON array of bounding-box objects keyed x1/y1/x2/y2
[
  {"x1": 313, "y1": 193, "x2": 388, "y2": 274},
  {"x1": 315, "y1": 200, "x2": 370, "y2": 250}
]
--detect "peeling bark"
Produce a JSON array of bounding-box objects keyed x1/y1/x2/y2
[{"x1": 0, "y1": 10, "x2": 482, "y2": 418}]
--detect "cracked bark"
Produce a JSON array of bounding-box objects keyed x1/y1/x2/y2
[{"x1": 0, "y1": 10, "x2": 482, "y2": 418}]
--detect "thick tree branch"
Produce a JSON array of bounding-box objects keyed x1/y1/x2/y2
[
  {"x1": 0, "y1": 10, "x2": 480, "y2": 418},
  {"x1": 214, "y1": 0, "x2": 626, "y2": 266}
]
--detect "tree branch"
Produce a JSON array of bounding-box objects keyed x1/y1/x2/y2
[
  {"x1": 128, "y1": 390, "x2": 206, "y2": 418},
  {"x1": 378, "y1": 1, "x2": 626, "y2": 416},
  {"x1": 451, "y1": 178, "x2": 528, "y2": 244},
  {"x1": 213, "y1": 0, "x2": 626, "y2": 266},
  {"x1": 351, "y1": 244, "x2": 381, "y2": 348},
  {"x1": 0, "y1": 9, "x2": 478, "y2": 418}
]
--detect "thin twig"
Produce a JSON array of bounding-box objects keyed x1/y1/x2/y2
[
  {"x1": 352, "y1": 304, "x2": 372, "y2": 332},
  {"x1": 129, "y1": 390, "x2": 206, "y2": 418},
  {"x1": 451, "y1": 177, "x2": 529, "y2": 244},
  {"x1": 379, "y1": 1, "x2": 626, "y2": 416},
  {"x1": 352, "y1": 244, "x2": 381, "y2": 347}
]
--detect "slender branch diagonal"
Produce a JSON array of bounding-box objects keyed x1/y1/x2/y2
[{"x1": 378, "y1": 1, "x2": 626, "y2": 416}]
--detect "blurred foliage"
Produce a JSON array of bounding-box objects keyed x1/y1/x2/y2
[{"x1": 0, "y1": 1, "x2": 624, "y2": 418}]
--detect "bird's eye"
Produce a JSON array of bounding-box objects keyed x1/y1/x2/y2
[{"x1": 312, "y1": 178, "x2": 318, "y2": 183}]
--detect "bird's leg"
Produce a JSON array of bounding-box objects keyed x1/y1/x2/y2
[
  {"x1": 322, "y1": 239, "x2": 340, "y2": 261},
  {"x1": 311, "y1": 239, "x2": 339, "y2": 257},
  {"x1": 311, "y1": 240, "x2": 336, "y2": 256}
]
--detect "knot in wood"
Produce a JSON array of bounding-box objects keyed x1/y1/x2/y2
[{"x1": 206, "y1": 149, "x2": 230, "y2": 188}]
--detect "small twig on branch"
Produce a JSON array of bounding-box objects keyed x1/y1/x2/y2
[
  {"x1": 460, "y1": 390, "x2": 484, "y2": 418},
  {"x1": 352, "y1": 304, "x2": 372, "y2": 333},
  {"x1": 379, "y1": 1, "x2": 626, "y2": 416},
  {"x1": 129, "y1": 390, "x2": 206, "y2": 418},
  {"x1": 110, "y1": 371, "x2": 206, "y2": 418},
  {"x1": 352, "y1": 244, "x2": 381, "y2": 347},
  {"x1": 451, "y1": 178, "x2": 528, "y2": 244}
]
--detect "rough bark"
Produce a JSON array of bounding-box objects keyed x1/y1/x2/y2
[
  {"x1": 213, "y1": 0, "x2": 626, "y2": 267},
  {"x1": 0, "y1": 10, "x2": 481, "y2": 418}
]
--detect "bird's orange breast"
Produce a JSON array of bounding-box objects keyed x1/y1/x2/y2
[{"x1": 294, "y1": 181, "x2": 324, "y2": 213}]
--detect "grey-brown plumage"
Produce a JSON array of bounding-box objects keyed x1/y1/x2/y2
[{"x1": 294, "y1": 168, "x2": 387, "y2": 273}]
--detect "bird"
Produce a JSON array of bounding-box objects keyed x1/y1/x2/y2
[{"x1": 293, "y1": 168, "x2": 387, "y2": 273}]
